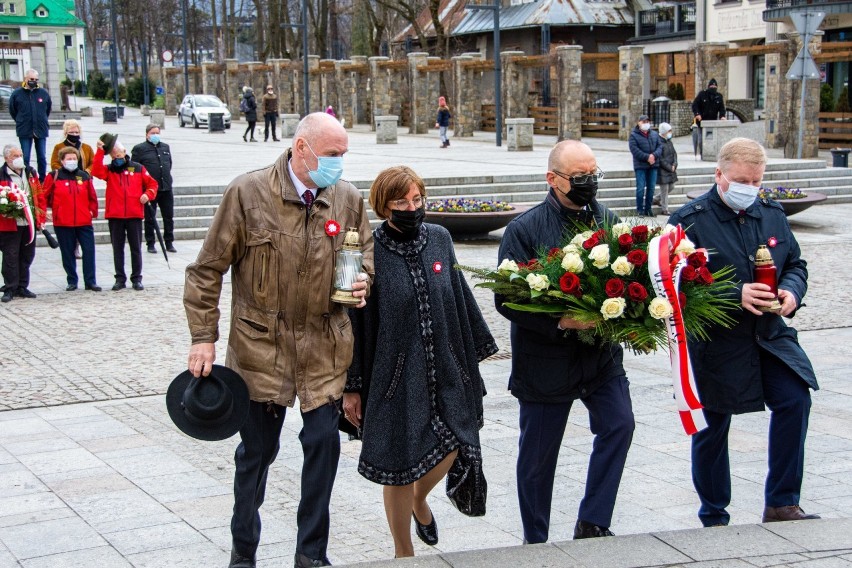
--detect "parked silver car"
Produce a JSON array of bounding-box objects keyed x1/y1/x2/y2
[{"x1": 178, "y1": 94, "x2": 232, "y2": 128}]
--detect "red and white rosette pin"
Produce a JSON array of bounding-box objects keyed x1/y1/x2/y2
[
  {"x1": 767, "y1": 236, "x2": 778, "y2": 248},
  {"x1": 432, "y1": 261, "x2": 443, "y2": 273},
  {"x1": 325, "y1": 219, "x2": 341, "y2": 237}
]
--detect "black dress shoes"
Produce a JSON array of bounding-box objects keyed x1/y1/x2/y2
[
  {"x1": 762, "y1": 505, "x2": 821, "y2": 523},
  {"x1": 294, "y1": 552, "x2": 331, "y2": 567},
  {"x1": 85, "y1": 285, "x2": 102, "y2": 292},
  {"x1": 17, "y1": 288, "x2": 36, "y2": 298},
  {"x1": 1, "y1": 291, "x2": 12, "y2": 303},
  {"x1": 413, "y1": 509, "x2": 438, "y2": 546},
  {"x1": 112, "y1": 282, "x2": 126, "y2": 291},
  {"x1": 132, "y1": 282, "x2": 144, "y2": 291},
  {"x1": 228, "y1": 549, "x2": 256, "y2": 568},
  {"x1": 147, "y1": 244, "x2": 157, "y2": 254},
  {"x1": 166, "y1": 244, "x2": 177, "y2": 253},
  {"x1": 573, "y1": 520, "x2": 615, "y2": 539},
  {"x1": 66, "y1": 284, "x2": 78, "y2": 291}
]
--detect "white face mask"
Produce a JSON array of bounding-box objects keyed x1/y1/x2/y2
[
  {"x1": 11, "y1": 157, "x2": 25, "y2": 170},
  {"x1": 63, "y1": 160, "x2": 78, "y2": 172},
  {"x1": 640, "y1": 123, "x2": 651, "y2": 132},
  {"x1": 720, "y1": 173, "x2": 760, "y2": 211},
  {"x1": 666, "y1": 133, "x2": 672, "y2": 140}
]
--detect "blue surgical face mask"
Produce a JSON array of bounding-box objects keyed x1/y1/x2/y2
[
  {"x1": 719, "y1": 173, "x2": 760, "y2": 212},
  {"x1": 303, "y1": 142, "x2": 343, "y2": 188},
  {"x1": 113, "y1": 157, "x2": 126, "y2": 168},
  {"x1": 149, "y1": 134, "x2": 161, "y2": 145}
]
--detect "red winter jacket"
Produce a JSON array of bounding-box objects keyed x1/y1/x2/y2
[
  {"x1": 43, "y1": 168, "x2": 98, "y2": 227},
  {"x1": 0, "y1": 164, "x2": 46, "y2": 232},
  {"x1": 92, "y1": 148, "x2": 158, "y2": 219}
]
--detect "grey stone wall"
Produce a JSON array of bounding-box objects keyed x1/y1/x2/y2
[
  {"x1": 618, "y1": 45, "x2": 644, "y2": 141},
  {"x1": 669, "y1": 100, "x2": 693, "y2": 137},
  {"x1": 408, "y1": 52, "x2": 430, "y2": 134},
  {"x1": 694, "y1": 42, "x2": 728, "y2": 99},
  {"x1": 726, "y1": 99, "x2": 755, "y2": 123},
  {"x1": 556, "y1": 46, "x2": 582, "y2": 141}
]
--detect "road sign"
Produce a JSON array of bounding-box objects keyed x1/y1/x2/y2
[
  {"x1": 162, "y1": 50, "x2": 173, "y2": 63},
  {"x1": 156, "y1": 86, "x2": 164, "y2": 95},
  {"x1": 790, "y1": 10, "x2": 824, "y2": 35},
  {"x1": 786, "y1": 47, "x2": 820, "y2": 80},
  {"x1": 65, "y1": 59, "x2": 76, "y2": 73}
]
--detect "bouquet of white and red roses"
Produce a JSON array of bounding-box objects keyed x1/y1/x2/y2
[
  {"x1": 0, "y1": 184, "x2": 28, "y2": 220},
  {"x1": 462, "y1": 221, "x2": 740, "y2": 354}
]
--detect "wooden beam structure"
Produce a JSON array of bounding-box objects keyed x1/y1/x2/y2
[
  {"x1": 715, "y1": 44, "x2": 785, "y2": 58},
  {"x1": 581, "y1": 53, "x2": 618, "y2": 63}
]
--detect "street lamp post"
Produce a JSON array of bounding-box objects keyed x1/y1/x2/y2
[
  {"x1": 281, "y1": 0, "x2": 310, "y2": 115},
  {"x1": 109, "y1": 0, "x2": 119, "y2": 115},
  {"x1": 181, "y1": 0, "x2": 190, "y2": 96},
  {"x1": 465, "y1": 2, "x2": 502, "y2": 147}
]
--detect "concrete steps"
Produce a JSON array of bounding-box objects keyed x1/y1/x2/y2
[{"x1": 38, "y1": 161, "x2": 852, "y2": 246}]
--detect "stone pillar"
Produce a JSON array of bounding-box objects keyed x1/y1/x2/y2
[
  {"x1": 764, "y1": 41, "x2": 788, "y2": 151},
  {"x1": 189, "y1": 65, "x2": 203, "y2": 94},
  {"x1": 369, "y1": 56, "x2": 391, "y2": 131},
  {"x1": 149, "y1": 109, "x2": 166, "y2": 129},
  {"x1": 408, "y1": 52, "x2": 430, "y2": 134},
  {"x1": 201, "y1": 62, "x2": 216, "y2": 97},
  {"x1": 506, "y1": 118, "x2": 535, "y2": 151},
  {"x1": 694, "y1": 42, "x2": 728, "y2": 101},
  {"x1": 164, "y1": 68, "x2": 180, "y2": 115},
  {"x1": 618, "y1": 45, "x2": 644, "y2": 141},
  {"x1": 269, "y1": 59, "x2": 291, "y2": 114},
  {"x1": 351, "y1": 56, "x2": 369, "y2": 125},
  {"x1": 281, "y1": 114, "x2": 300, "y2": 138},
  {"x1": 453, "y1": 55, "x2": 475, "y2": 137},
  {"x1": 308, "y1": 55, "x2": 321, "y2": 114},
  {"x1": 320, "y1": 59, "x2": 336, "y2": 113},
  {"x1": 225, "y1": 59, "x2": 241, "y2": 117},
  {"x1": 501, "y1": 51, "x2": 528, "y2": 120},
  {"x1": 781, "y1": 32, "x2": 822, "y2": 158},
  {"x1": 376, "y1": 115, "x2": 399, "y2": 143},
  {"x1": 556, "y1": 46, "x2": 582, "y2": 141}
]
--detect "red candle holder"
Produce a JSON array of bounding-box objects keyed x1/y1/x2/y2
[{"x1": 754, "y1": 245, "x2": 782, "y2": 313}]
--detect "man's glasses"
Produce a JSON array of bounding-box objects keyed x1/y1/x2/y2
[
  {"x1": 390, "y1": 196, "x2": 425, "y2": 210},
  {"x1": 552, "y1": 169, "x2": 605, "y2": 185}
]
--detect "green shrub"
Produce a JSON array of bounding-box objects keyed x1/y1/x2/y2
[
  {"x1": 125, "y1": 75, "x2": 158, "y2": 106},
  {"x1": 105, "y1": 84, "x2": 127, "y2": 102},
  {"x1": 153, "y1": 95, "x2": 165, "y2": 110},
  {"x1": 820, "y1": 83, "x2": 835, "y2": 112},
  {"x1": 667, "y1": 83, "x2": 685, "y2": 101},
  {"x1": 837, "y1": 86, "x2": 850, "y2": 114},
  {"x1": 87, "y1": 71, "x2": 110, "y2": 99}
]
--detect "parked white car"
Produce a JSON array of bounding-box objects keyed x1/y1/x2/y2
[{"x1": 178, "y1": 94, "x2": 232, "y2": 128}]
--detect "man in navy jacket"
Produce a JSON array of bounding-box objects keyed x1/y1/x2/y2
[
  {"x1": 628, "y1": 114, "x2": 662, "y2": 217},
  {"x1": 9, "y1": 69, "x2": 52, "y2": 181},
  {"x1": 668, "y1": 137, "x2": 819, "y2": 527},
  {"x1": 497, "y1": 140, "x2": 635, "y2": 544}
]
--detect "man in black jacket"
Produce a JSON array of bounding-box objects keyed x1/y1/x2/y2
[
  {"x1": 131, "y1": 124, "x2": 175, "y2": 253},
  {"x1": 8, "y1": 69, "x2": 52, "y2": 181},
  {"x1": 691, "y1": 78, "x2": 727, "y2": 158},
  {"x1": 497, "y1": 140, "x2": 635, "y2": 544}
]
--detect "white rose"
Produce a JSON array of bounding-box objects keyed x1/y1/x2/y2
[
  {"x1": 674, "y1": 237, "x2": 696, "y2": 256},
  {"x1": 526, "y1": 273, "x2": 550, "y2": 291},
  {"x1": 611, "y1": 256, "x2": 634, "y2": 276},
  {"x1": 649, "y1": 297, "x2": 674, "y2": 319},
  {"x1": 600, "y1": 297, "x2": 626, "y2": 320},
  {"x1": 562, "y1": 243, "x2": 581, "y2": 255},
  {"x1": 664, "y1": 224, "x2": 679, "y2": 234},
  {"x1": 0, "y1": 198, "x2": 7, "y2": 205},
  {"x1": 611, "y1": 222, "x2": 631, "y2": 237},
  {"x1": 570, "y1": 230, "x2": 594, "y2": 246},
  {"x1": 561, "y1": 252, "x2": 584, "y2": 273},
  {"x1": 588, "y1": 244, "x2": 610, "y2": 269},
  {"x1": 498, "y1": 259, "x2": 519, "y2": 273}
]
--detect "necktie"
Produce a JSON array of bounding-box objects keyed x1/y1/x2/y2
[{"x1": 303, "y1": 190, "x2": 314, "y2": 208}]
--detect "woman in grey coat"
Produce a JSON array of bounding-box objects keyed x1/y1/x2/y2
[
  {"x1": 657, "y1": 122, "x2": 678, "y2": 215},
  {"x1": 343, "y1": 166, "x2": 497, "y2": 558}
]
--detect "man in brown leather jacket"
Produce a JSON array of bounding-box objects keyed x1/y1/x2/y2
[{"x1": 184, "y1": 112, "x2": 374, "y2": 568}]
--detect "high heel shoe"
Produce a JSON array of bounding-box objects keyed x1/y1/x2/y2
[{"x1": 413, "y1": 509, "x2": 438, "y2": 546}]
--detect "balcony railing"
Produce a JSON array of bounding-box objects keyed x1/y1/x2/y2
[
  {"x1": 766, "y1": 0, "x2": 848, "y2": 9},
  {"x1": 636, "y1": 3, "x2": 696, "y2": 38}
]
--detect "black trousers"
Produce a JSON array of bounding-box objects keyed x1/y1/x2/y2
[
  {"x1": 263, "y1": 113, "x2": 278, "y2": 140},
  {"x1": 0, "y1": 226, "x2": 36, "y2": 291},
  {"x1": 55, "y1": 225, "x2": 97, "y2": 287},
  {"x1": 107, "y1": 218, "x2": 143, "y2": 284},
  {"x1": 231, "y1": 400, "x2": 341, "y2": 560},
  {"x1": 144, "y1": 191, "x2": 175, "y2": 246}
]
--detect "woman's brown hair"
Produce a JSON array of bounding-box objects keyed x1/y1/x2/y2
[{"x1": 369, "y1": 166, "x2": 427, "y2": 220}]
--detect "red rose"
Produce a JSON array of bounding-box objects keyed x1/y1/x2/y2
[
  {"x1": 547, "y1": 247, "x2": 562, "y2": 261},
  {"x1": 631, "y1": 225, "x2": 649, "y2": 243},
  {"x1": 604, "y1": 278, "x2": 625, "y2": 298},
  {"x1": 698, "y1": 266, "x2": 714, "y2": 285},
  {"x1": 617, "y1": 234, "x2": 633, "y2": 253},
  {"x1": 687, "y1": 251, "x2": 707, "y2": 268},
  {"x1": 626, "y1": 249, "x2": 647, "y2": 267},
  {"x1": 582, "y1": 235, "x2": 599, "y2": 250},
  {"x1": 7, "y1": 192, "x2": 17, "y2": 202},
  {"x1": 626, "y1": 282, "x2": 648, "y2": 302},
  {"x1": 679, "y1": 292, "x2": 687, "y2": 308},
  {"x1": 681, "y1": 265, "x2": 698, "y2": 281},
  {"x1": 593, "y1": 229, "x2": 608, "y2": 241},
  {"x1": 559, "y1": 272, "x2": 582, "y2": 296}
]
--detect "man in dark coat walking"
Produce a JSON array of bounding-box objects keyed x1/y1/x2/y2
[
  {"x1": 8, "y1": 68, "x2": 52, "y2": 181},
  {"x1": 691, "y1": 78, "x2": 726, "y2": 158},
  {"x1": 131, "y1": 124, "x2": 175, "y2": 253},
  {"x1": 668, "y1": 137, "x2": 819, "y2": 527},
  {"x1": 497, "y1": 140, "x2": 635, "y2": 544}
]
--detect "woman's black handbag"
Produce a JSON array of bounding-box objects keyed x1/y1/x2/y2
[{"x1": 445, "y1": 452, "x2": 487, "y2": 517}]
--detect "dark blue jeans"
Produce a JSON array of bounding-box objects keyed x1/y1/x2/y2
[
  {"x1": 635, "y1": 168, "x2": 658, "y2": 215},
  {"x1": 691, "y1": 350, "x2": 812, "y2": 527},
  {"x1": 516, "y1": 375, "x2": 634, "y2": 543},
  {"x1": 55, "y1": 225, "x2": 97, "y2": 287},
  {"x1": 19, "y1": 136, "x2": 47, "y2": 181}
]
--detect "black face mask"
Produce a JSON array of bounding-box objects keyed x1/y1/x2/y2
[
  {"x1": 66, "y1": 134, "x2": 81, "y2": 146},
  {"x1": 565, "y1": 179, "x2": 598, "y2": 207},
  {"x1": 27, "y1": 80, "x2": 38, "y2": 89},
  {"x1": 390, "y1": 207, "x2": 425, "y2": 235}
]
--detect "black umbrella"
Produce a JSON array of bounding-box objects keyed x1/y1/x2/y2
[
  {"x1": 146, "y1": 202, "x2": 170, "y2": 268},
  {"x1": 41, "y1": 229, "x2": 59, "y2": 249}
]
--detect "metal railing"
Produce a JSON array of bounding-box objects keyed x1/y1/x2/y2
[
  {"x1": 766, "y1": 0, "x2": 848, "y2": 8},
  {"x1": 636, "y1": 3, "x2": 696, "y2": 38}
]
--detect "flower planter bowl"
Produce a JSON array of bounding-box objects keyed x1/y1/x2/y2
[
  {"x1": 685, "y1": 190, "x2": 827, "y2": 216},
  {"x1": 426, "y1": 205, "x2": 528, "y2": 239}
]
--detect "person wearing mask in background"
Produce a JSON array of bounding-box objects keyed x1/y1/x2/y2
[
  {"x1": 131, "y1": 124, "x2": 175, "y2": 254},
  {"x1": 8, "y1": 69, "x2": 52, "y2": 181},
  {"x1": 0, "y1": 144, "x2": 46, "y2": 302},
  {"x1": 691, "y1": 78, "x2": 727, "y2": 158},
  {"x1": 656, "y1": 122, "x2": 678, "y2": 216},
  {"x1": 43, "y1": 147, "x2": 100, "y2": 292},
  {"x1": 240, "y1": 86, "x2": 258, "y2": 143},
  {"x1": 667, "y1": 138, "x2": 819, "y2": 527},
  {"x1": 497, "y1": 140, "x2": 635, "y2": 544},
  {"x1": 93, "y1": 133, "x2": 158, "y2": 292},
  {"x1": 435, "y1": 97, "x2": 451, "y2": 149},
  {"x1": 261, "y1": 85, "x2": 280, "y2": 142},
  {"x1": 50, "y1": 119, "x2": 94, "y2": 172},
  {"x1": 628, "y1": 114, "x2": 662, "y2": 217}
]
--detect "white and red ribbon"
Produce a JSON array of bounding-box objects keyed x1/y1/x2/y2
[
  {"x1": 648, "y1": 226, "x2": 708, "y2": 436},
  {"x1": 2, "y1": 184, "x2": 35, "y2": 244}
]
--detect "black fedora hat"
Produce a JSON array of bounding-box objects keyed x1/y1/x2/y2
[
  {"x1": 166, "y1": 365, "x2": 250, "y2": 441},
  {"x1": 99, "y1": 132, "x2": 118, "y2": 154}
]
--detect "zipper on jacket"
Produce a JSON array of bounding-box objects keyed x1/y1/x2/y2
[
  {"x1": 277, "y1": 309, "x2": 289, "y2": 331},
  {"x1": 258, "y1": 252, "x2": 267, "y2": 292}
]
